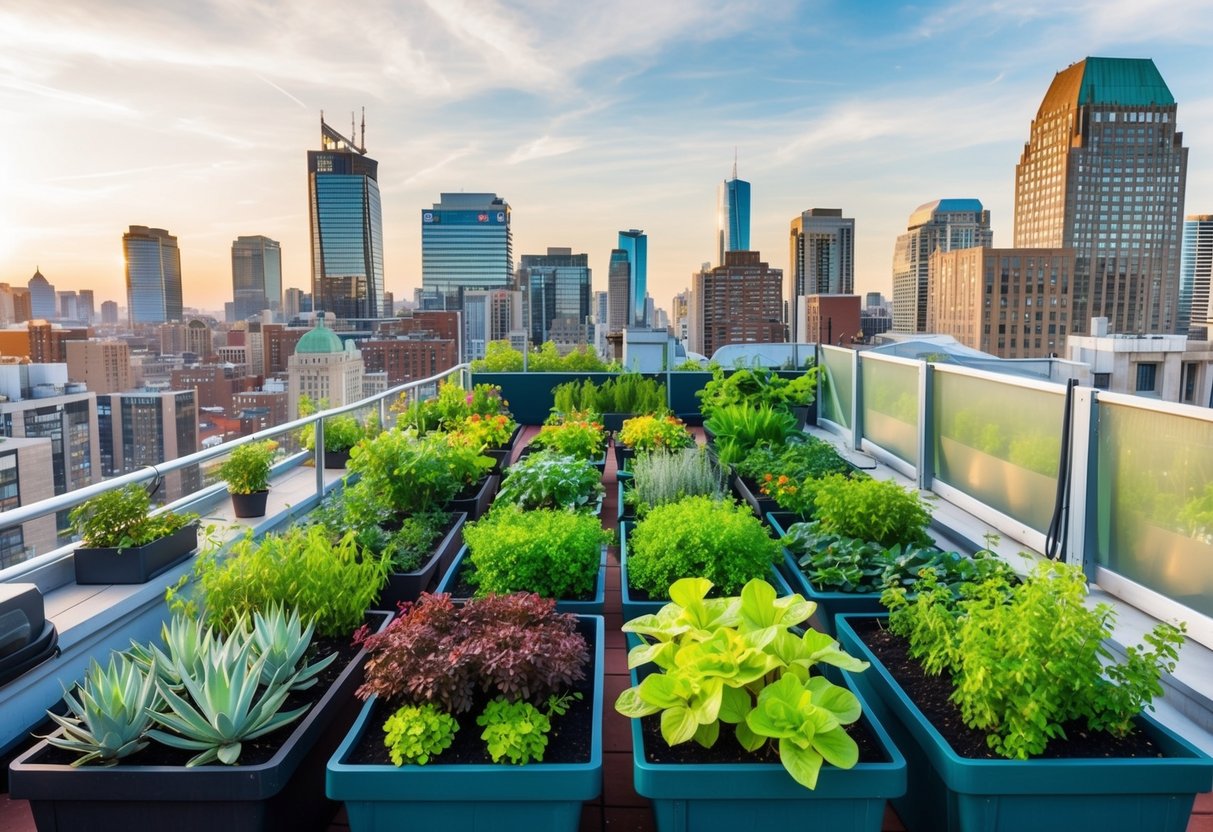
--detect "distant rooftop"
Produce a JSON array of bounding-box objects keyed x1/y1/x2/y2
[
  {"x1": 907, "y1": 198, "x2": 985, "y2": 227},
  {"x1": 1040, "y1": 57, "x2": 1175, "y2": 116}
]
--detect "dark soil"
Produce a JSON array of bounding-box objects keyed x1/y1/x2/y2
[
  {"x1": 346, "y1": 620, "x2": 598, "y2": 766},
  {"x1": 849, "y1": 617, "x2": 1168, "y2": 760}
]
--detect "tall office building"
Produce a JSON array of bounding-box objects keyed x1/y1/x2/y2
[
  {"x1": 788, "y1": 209, "x2": 854, "y2": 342},
  {"x1": 517, "y1": 247, "x2": 591, "y2": 347},
  {"x1": 100, "y1": 300, "x2": 118, "y2": 325},
  {"x1": 607, "y1": 249, "x2": 632, "y2": 334},
  {"x1": 421, "y1": 193, "x2": 513, "y2": 310},
  {"x1": 123, "y1": 226, "x2": 183, "y2": 325},
  {"x1": 1180, "y1": 215, "x2": 1213, "y2": 340},
  {"x1": 307, "y1": 115, "x2": 384, "y2": 320},
  {"x1": 231, "y1": 235, "x2": 283, "y2": 321},
  {"x1": 688, "y1": 251, "x2": 784, "y2": 358},
  {"x1": 717, "y1": 162, "x2": 751, "y2": 266},
  {"x1": 77, "y1": 290, "x2": 94, "y2": 325},
  {"x1": 27, "y1": 269, "x2": 56, "y2": 319},
  {"x1": 1014, "y1": 57, "x2": 1188, "y2": 336},
  {"x1": 283, "y1": 287, "x2": 305, "y2": 321},
  {"x1": 618, "y1": 230, "x2": 647, "y2": 328},
  {"x1": 97, "y1": 390, "x2": 199, "y2": 502},
  {"x1": 57, "y1": 291, "x2": 78, "y2": 322},
  {"x1": 891, "y1": 199, "x2": 992, "y2": 333}
]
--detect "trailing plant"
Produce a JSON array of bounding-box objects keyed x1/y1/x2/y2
[
  {"x1": 69, "y1": 483, "x2": 197, "y2": 550},
  {"x1": 696, "y1": 366, "x2": 818, "y2": 418},
  {"x1": 217, "y1": 439, "x2": 278, "y2": 495},
  {"x1": 356, "y1": 592, "x2": 589, "y2": 715},
  {"x1": 704, "y1": 403, "x2": 800, "y2": 466},
  {"x1": 883, "y1": 561, "x2": 1186, "y2": 759},
  {"x1": 495, "y1": 451, "x2": 604, "y2": 511},
  {"x1": 618, "y1": 414, "x2": 694, "y2": 454},
  {"x1": 463, "y1": 504, "x2": 611, "y2": 598},
  {"x1": 382, "y1": 702, "x2": 459, "y2": 765},
  {"x1": 44, "y1": 654, "x2": 160, "y2": 766},
  {"x1": 625, "y1": 446, "x2": 728, "y2": 516},
  {"x1": 811, "y1": 473, "x2": 933, "y2": 548},
  {"x1": 615, "y1": 577, "x2": 868, "y2": 790},
  {"x1": 346, "y1": 429, "x2": 492, "y2": 517},
  {"x1": 627, "y1": 496, "x2": 780, "y2": 597},
  {"x1": 530, "y1": 416, "x2": 607, "y2": 461}
]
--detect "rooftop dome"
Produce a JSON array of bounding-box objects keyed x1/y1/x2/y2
[{"x1": 295, "y1": 323, "x2": 345, "y2": 354}]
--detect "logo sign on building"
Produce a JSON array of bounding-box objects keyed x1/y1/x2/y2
[
  {"x1": 496, "y1": 212, "x2": 506, "y2": 223},
  {"x1": 477, "y1": 213, "x2": 489, "y2": 223},
  {"x1": 423, "y1": 212, "x2": 434, "y2": 223}
]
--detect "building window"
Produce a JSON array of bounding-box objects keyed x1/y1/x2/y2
[{"x1": 1136, "y1": 363, "x2": 1158, "y2": 393}]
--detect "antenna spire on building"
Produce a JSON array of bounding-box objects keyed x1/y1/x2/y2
[
  {"x1": 732, "y1": 147, "x2": 738, "y2": 180},
  {"x1": 360, "y1": 106, "x2": 366, "y2": 152}
]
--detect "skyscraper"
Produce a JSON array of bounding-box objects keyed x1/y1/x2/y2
[
  {"x1": 607, "y1": 249, "x2": 631, "y2": 335},
  {"x1": 421, "y1": 193, "x2": 513, "y2": 310},
  {"x1": 517, "y1": 247, "x2": 591, "y2": 347},
  {"x1": 27, "y1": 269, "x2": 56, "y2": 320},
  {"x1": 618, "y1": 229, "x2": 647, "y2": 328},
  {"x1": 788, "y1": 209, "x2": 854, "y2": 341},
  {"x1": 77, "y1": 289, "x2": 94, "y2": 325},
  {"x1": 1180, "y1": 215, "x2": 1213, "y2": 340},
  {"x1": 123, "y1": 226, "x2": 183, "y2": 325},
  {"x1": 100, "y1": 300, "x2": 118, "y2": 325},
  {"x1": 891, "y1": 199, "x2": 992, "y2": 333},
  {"x1": 717, "y1": 162, "x2": 751, "y2": 266},
  {"x1": 1014, "y1": 57, "x2": 1188, "y2": 336},
  {"x1": 307, "y1": 114, "x2": 384, "y2": 320},
  {"x1": 231, "y1": 235, "x2": 283, "y2": 321},
  {"x1": 689, "y1": 251, "x2": 784, "y2": 358}
]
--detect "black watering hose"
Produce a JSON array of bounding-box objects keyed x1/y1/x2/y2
[{"x1": 1045, "y1": 378, "x2": 1078, "y2": 560}]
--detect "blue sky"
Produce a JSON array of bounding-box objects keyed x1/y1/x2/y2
[{"x1": 2, "y1": 0, "x2": 1213, "y2": 316}]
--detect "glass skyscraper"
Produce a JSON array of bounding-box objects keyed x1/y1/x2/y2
[
  {"x1": 421, "y1": 193, "x2": 513, "y2": 310},
  {"x1": 518, "y1": 248, "x2": 591, "y2": 346},
  {"x1": 123, "y1": 226, "x2": 183, "y2": 325},
  {"x1": 717, "y1": 164, "x2": 751, "y2": 266},
  {"x1": 1180, "y1": 215, "x2": 1213, "y2": 340},
  {"x1": 231, "y1": 235, "x2": 282, "y2": 321},
  {"x1": 1014, "y1": 57, "x2": 1188, "y2": 336},
  {"x1": 618, "y1": 229, "x2": 647, "y2": 327},
  {"x1": 308, "y1": 117, "x2": 385, "y2": 320}
]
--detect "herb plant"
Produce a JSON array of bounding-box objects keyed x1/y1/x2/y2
[
  {"x1": 476, "y1": 697, "x2": 552, "y2": 764},
  {"x1": 297, "y1": 395, "x2": 374, "y2": 452},
  {"x1": 217, "y1": 440, "x2": 278, "y2": 495},
  {"x1": 735, "y1": 436, "x2": 853, "y2": 486},
  {"x1": 530, "y1": 417, "x2": 607, "y2": 460},
  {"x1": 69, "y1": 484, "x2": 197, "y2": 550},
  {"x1": 383, "y1": 703, "x2": 458, "y2": 765},
  {"x1": 703, "y1": 403, "x2": 800, "y2": 465},
  {"x1": 463, "y1": 504, "x2": 612, "y2": 598},
  {"x1": 626, "y1": 496, "x2": 780, "y2": 597},
  {"x1": 625, "y1": 447, "x2": 728, "y2": 516},
  {"x1": 696, "y1": 366, "x2": 818, "y2": 418},
  {"x1": 618, "y1": 414, "x2": 694, "y2": 454},
  {"x1": 346, "y1": 429, "x2": 493, "y2": 517},
  {"x1": 811, "y1": 474, "x2": 933, "y2": 548},
  {"x1": 495, "y1": 451, "x2": 604, "y2": 511},
  {"x1": 551, "y1": 374, "x2": 666, "y2": 416}
]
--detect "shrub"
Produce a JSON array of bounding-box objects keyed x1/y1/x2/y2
[
  {"x1": 627, "y1": 496, "x2": 780, "y2": 597},
  {"x1": 704, "y1": 403, "x2": 800, "y2": 465},
  {"x1": 530, "y1": 417, "x2": 607, "y2": 461},
  {"x1": 356, "y1": 592, "x2": 589, "y2": 714},
  {"x1": 463, "y1": 504, "x2": 611, "y2": 598},
  {"x1": 297, "y1": 395, "x2": 375, "y2": 452},
  {"x1": 217, "y1": 440, "x2": 278, "y2": 495},
  {"x1": 470, "y1": 340, "x2": 617, "y2": 372},
  {"x1": 625, "y1": 447, "x2": 728, "y2": 516},
  {"x1": 346, "y1": 429, "x2": 492, "y2": 517},
  {"x1": 69, "y1": 484, "x2": 196, "y2": 549},
  {"x1": 495, "y1": 451, "x2": 603, "y2": 511},
  {"x1": 811, "y1": 474, "x2": 933, "y2": 548},
  {"x1": 696, "y1": 366, "x2": 817, "y2": 418},
  {"x1": 618, "y1": 414, "x2": 694, "y2": 454}
]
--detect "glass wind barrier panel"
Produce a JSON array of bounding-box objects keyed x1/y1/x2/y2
[
  {"x1": 1096, "y1": 402, "x2": 1213, "y2": 619},
  {"x1": 820, "y1": 347, "x2": 853, "y2": 429},
  {"x1": 932, "y1": 371, "x2": 1064, "y2": 534},
  {"x1": 860, "y1": 357, "x2": 918, "y2": 466}
]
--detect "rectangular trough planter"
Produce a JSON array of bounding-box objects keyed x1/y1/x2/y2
[
  {"x1": 481, "y1": 424, "x2": 524, "y2": 475},
  {"x1": 73, "y1": 523, "x2": 198, "y2": 585},
  {"x1": 834, "y1": 613, "x2": 1213, "y2": 832},
  {"x1": 436, "y1": 544, "x2": 607, "y2": 616},
  {"x1": 779, "y1": 551, "x2": 885, "y2": 638},
  {"x1": 374, "y1": 512, "x2": 467, "y2": 610},
  {"x1": 445, "y1": 474, "x2": 500, "y2": 521}
]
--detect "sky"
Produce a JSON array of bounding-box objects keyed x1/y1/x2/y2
[{"x1": 3, "y1": 0, "x2": 1213, "y2": 318}]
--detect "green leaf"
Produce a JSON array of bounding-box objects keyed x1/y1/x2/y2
[
  {"x1": 660, "y1": 706, "x2": 699, "y2": 746},
  {"x1": 778, "y1": 739, "x2": 825, "y2": 789},
  {"x1": 614, "y1": 687, "x2": 659, "y2": 718},
  {"x1": 812, "y1": 726, "x2": 859, "y2": 770}
]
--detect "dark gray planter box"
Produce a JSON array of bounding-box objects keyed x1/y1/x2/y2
[
  {"x1": 73, "y1": 524, "x2": 198, "y2": 586},
  {"x1": 375, "y1": 512, "x2": 467, "y2": 610},
  {"x1": 444, "y1": 474, "x2": 499, "y2": 521}
]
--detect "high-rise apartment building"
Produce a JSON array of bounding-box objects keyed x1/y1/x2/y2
[
  {"x1": 927, "y1": 247, "x2": 1075, "y2": 358},
  {"x1": 517, "y1": 247, "x2": 591, "y2": 348},
  {"x1": 1180, "y1": 215, "x2": 1213, "y2": 340},
  {"x1": 307, "y1": 116, "x2": 385, "y2": 320},
  {"x1": 100, "y1": 301, "x2": 118, "y2": 325},
  {"x1": 618, "y1": 230, "x2": 647, "y2": 328},
  {"x1": 607, "y1": 250, "x2": 631, "y2": 335},
  {"x1": 0, "y1": 437, "x2": 57, "y2": 568},
  {"x1": 462, "y1": 289, "x2": 520, "y2": 359},
  {"x1": 231, "y1": 235, "x2": 283, "y2": 321},
  {"x1": 421, "y1": 193, "x2": 513, "y2": 310},
  {"x1": 717, "y1": 164, "x2": 751, "y2": 266},
  {"x1": 66, "y1": 340, "x2": 133, "y2": 393},
  {"x1": 688, "y1": 251, "x2": 784, "y2": 358},
  {"x1": 788, "y1": 209, "x2": 854, "y2": 342},
  {"x1": 123, "y1": 226, "x2": 183, "y2": 325},
  {"x1": 77, "y1": 290, "x2": 94, "y2": 325},
  {"x1": 97, "y1": 390, "x2": 199, "y2": 502},
  {"x1": 27, "y1": 269, "x2": 56, "y2": 319},
  {"x1": 671, "y1": 290, "x2": 690, "y2": 343},
  {"x1": 892, "y1": 199, "x2": 992, "y2": 333},
  {"x1": 1014, "y1": 57, "x2": 1188, "y2": 336}
]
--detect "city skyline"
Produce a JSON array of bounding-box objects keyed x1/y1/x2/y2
[{"x1": 3, "y1": 2, "x2": 1213, "y2": 317}]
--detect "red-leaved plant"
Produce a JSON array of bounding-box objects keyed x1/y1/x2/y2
[{"x1": 356, "y1": 592, "x2": 588, "y2": 714}]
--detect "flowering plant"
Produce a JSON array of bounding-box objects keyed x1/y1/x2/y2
[
  {"x1": 531, "y1": 417, "x2": 607, "y2": 461},
  {"x1": 467, "y1": 384, "x2": 510, "y2": 418},
  {"x1": 449, "y1": 413, "x2": 517, "y2": 449},
  {"x1": 618, "y1": 414, "x2": 694, "y2": 454},
  {"x1": 760, "y1": 472, "x2": 818, "y2": 517}
]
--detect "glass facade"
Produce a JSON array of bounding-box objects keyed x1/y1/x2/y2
[
  {"x1": 231, "y1": 235, "x2": 283, "y2": 320},
  {"x1": 717, "y1": 177, "x2": 751, "y2": 266},
  {"x1": 1180, "y1": 216, "x2": 1213, "y2": 339},
  {"x1": 0, "y1": 451, "x2": 23, "y2": 569},
  {"x1": 519, "y1": 250, "x2": 591, "y2": 346},
  {"x1": 123, "y1": 227, "x2": 183, "y2": 324},
  {"x1": 617, "y1": 230, "x2": 647, "y2": 327},
  {"x1": 421, "y1": 193, "x2": 513, "y2": 310}
]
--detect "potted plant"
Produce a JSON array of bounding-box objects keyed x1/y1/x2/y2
[
  {"x1": 297, "y1": 395, "x2": 374, "y2": 469},
  {"x1": 615, "y1": 413, "x2": 694, "y2": 469},
  {"x1": 69, "y1": 483, "x2": 199, "y2": 585},
  {"x1": 438, "y1": 504, "x2": 612, "y2": 615},
  {"x1": 217, "y1": 439, "x2": 278, "y2": 518},
  {"x1": 615, "y1": 577, "x2": 905, "y2": 830},
  {"x1": 835, "y1": 561, "x2": 1213, "y2": 832},
  {"x1": 11, "y1": 525, "x2": 395, "y2": 832},
  {"x1": 620, "y1": 495, "x2": 790, "y2": 620},
  {"x1": 526, "y1": 414, "x2": 608, "y2": 470},
  {"x1": 326, "y1": 592, "x2": 603, "y2": 832},
  {"x1": 621, "y1": 446, "x2": 728, "y2": 524},
  {"x1": 493, "y1": 450, "x2": 604, "y2": 513}
]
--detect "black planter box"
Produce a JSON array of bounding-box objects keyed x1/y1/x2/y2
[
  {"x1": 10, "y1": 611, "x2": 391, "y2": 832},
  {"x1": 612, "y1": 438, "x2": 636, "y2": 472},
  {"x1": 375, "y1": 512, "x2": 467, "y2": 610},
  {"x1": 732, "y1": 474, "x2": 778, "y2": 521},
  {"x1": 601, "y1": 412, "x2": 637, "y2": 433},
  {"x1": 323, "y1": 449, "x2": 351, "y2": 469},
  {"x1": 444, "y1": 474, "x2": 499, "y2": 521},
  {"x1": 0, "y1": 584, "x2": 58, "y2": 688},
  {"x1": 73, "y1": 524, "x2": 198, "y2": 586},
  {"x1": 482, "y1": 424, "x2": 524, "y2": 475}
]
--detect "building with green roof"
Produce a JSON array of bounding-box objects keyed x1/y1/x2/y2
[{"x1": 286, "y1": 320, "x2": 364, "y2": 418}]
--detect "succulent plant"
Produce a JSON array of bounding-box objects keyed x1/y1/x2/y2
[
  {"x1": 129, "y1": 614, "x2": 218, "y2": 690},
  {"x1": 45, "y1": 654, "x2": 160, "y2": 766},
  {"x1": 249, "y1": 605, "x2": 337, "y2": 690}
]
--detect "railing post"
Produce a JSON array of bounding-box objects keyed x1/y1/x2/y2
[
  {"x1": 917, "y1": 362, "x2": 934, "y2": 492},
  {"x1": 848, "y1": 348, "x2": 860, "y2": 451},
  {"x1": 814, "y1": 342, "x2": 822, "y2": 428},
  {"x1": 314, "y1": 416, "x2": 325, "y2": 498},
  {"x1": 1070, "y1": 387, "x2": 1097, "y2": 578}
]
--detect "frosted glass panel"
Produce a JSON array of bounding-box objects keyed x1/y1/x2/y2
[
  {"x1": 1097, "y1": 403, "x2": 1213, "y2": 619},
  {"x1": 820, "y1": 347, "x2": 853, "y2": 429},
  {"x1": 861, "y1": 358, "x2": 918, "y2": 466},
  {"x1": 933, "y1": 372, "x2": 1063, "y2": 534}
]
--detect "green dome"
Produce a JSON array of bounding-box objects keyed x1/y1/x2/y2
[{"x1": 295, "y1": 324, "x2": 345, "y2": 354}]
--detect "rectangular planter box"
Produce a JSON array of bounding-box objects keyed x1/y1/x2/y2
[
  {"x1": 482, "y1": 424, "x2": 524, "y2": 475},
  {"x1": 732, "y1": 473, "x2": 779, "y2": 521},
  {"x1": 10, "y1": 612, "x2": 393, "y2": 832},
  {"x1": 627, "y1": 637, "x2": 906, "y2": 832},
  {"x1": 445, "y1": 474, "x2": 499, "y2": 521},
  {"x1": 436, "y1": 545, "x2": 607, "y2": 616},
  {"x1": 326, "y1": 615, "x2": 604, "y2": 832},
  {"x1": 374, "y1": 512, "x2": 467, "y2": 610},
  {"x1": 779, "y1": 551, "x2": 885, "y2": 638},
  {"x1": 516, "y1": 445, "x2": 608, "y2": 474},
  {"x1": 612, "y1": 436, "x2": 636, "y2": 471},
  {"x1": 618, "y1": 480, "x2": 635, "y2": 524},
  {"x1": 323, "y1": 448, "x2": 351, "y2": 469},
  {"x1": 73, "y1": 523, "x2": 198, "y2": 585},
  {"x1": 619, "y1": 521, "x2": 794, "y2": 622},
  {"x1": 835, "y1": 614, "x2": 1213, "y2": 832}
]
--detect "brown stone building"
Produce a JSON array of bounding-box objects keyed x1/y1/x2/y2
[
  {"x1": 171, "y1": 364, "x2": 262, "y2": 412},
  {"x1": 377, "y1": 310, "x2": 460, "y2": 342},
  {"x1": 799, "y1": 294, "x2": 863, "y2": 347},
  {"x1": 232, "y1": 390, "x2": 289, "y2": 435},
  {"x1": 1, "y1": 321, "x2": 90, "y2": 362},
  {"x1": 688, "y1": 251, "x2": 785, "y2": 357},
  {"x1": 66, "y1": 340, "x2": 133, "y2": 393},
  {"x1": 359, "y1": 336, "x2": 458, "y2": 385},
  {"x1": 262, "y1": 324, "x2": 309, "y2": 374}
]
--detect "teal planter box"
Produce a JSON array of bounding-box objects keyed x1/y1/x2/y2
[
  {"x1": 470, "y1": 372, "x2": 621, "y2": 426},
  {"x1": 436, "y1": 544, "x2": 607, "y2": 616},
  {"x1": 835, "y1": 614, "x2": 1213, "y2": 832},
  {"x1": 327, "y1": 616, "x2": 604, "y2": 832},
  {"x1": 779, "y1": 551, "x2": 884, "y2": 637},
  {"x1": 619, "y1": 521, "x2": 793, "y2": 621},
  {"x1": 628, "y1": 647, "x2": 906, "y2": 832}
]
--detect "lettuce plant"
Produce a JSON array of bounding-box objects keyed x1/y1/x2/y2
[
  {"x1": 495, "y1": 451, "x2": 603, "y2": 511},
  {"x1": 615, "y1": 578, "x2": 868, "y2": 789}
]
